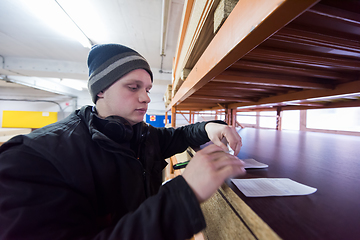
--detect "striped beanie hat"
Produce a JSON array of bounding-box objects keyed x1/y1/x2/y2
[{"x1": 87, "y1": 44, "x2": 153, "y2": 103}]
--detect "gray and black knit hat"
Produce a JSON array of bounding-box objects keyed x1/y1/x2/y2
[{"x1": 87, "y1": 43, "x2": 153, "y2": 103}]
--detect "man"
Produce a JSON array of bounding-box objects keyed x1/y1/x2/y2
[{"x1": 0, "y1": 44, "x2": 245, "y2": 240}]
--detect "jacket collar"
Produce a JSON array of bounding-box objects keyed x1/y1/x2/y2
[{"x1": 78, "y1": 106, "x2": 134, "y2": 154}]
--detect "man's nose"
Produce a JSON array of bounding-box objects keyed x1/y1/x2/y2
[{"x1": 139, "y1": 89, "x2": 151, "y2": 103}]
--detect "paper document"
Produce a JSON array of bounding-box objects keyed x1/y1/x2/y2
[
  {"x1": 226, "y1": 143, "x2": 268, "y2": 169},
  {"x1": 227, "y1": 144, "x2": 235, "y2": 155},
  {"x1": 231, "y1": 178, "x2": 317, "y2": 197},
  {"x1": 242, "y1": 159, "x2": 268, "y2": 169}
]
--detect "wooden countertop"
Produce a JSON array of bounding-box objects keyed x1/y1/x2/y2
[{"x1": 225, "y1": 128, "x2": 360, "y2": 240}]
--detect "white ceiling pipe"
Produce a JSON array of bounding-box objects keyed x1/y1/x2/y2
[{"x1": 160, "y1": 0, "x2": 172, "y2": 56}]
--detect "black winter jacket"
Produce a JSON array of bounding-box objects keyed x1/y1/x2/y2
[{"x1": 0, "y1": 106, "x2": 212, "y2": 240}]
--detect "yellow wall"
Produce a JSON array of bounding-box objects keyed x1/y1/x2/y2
[{"x1": 2, "y1": 110, "x2": 57, "y2": 128}]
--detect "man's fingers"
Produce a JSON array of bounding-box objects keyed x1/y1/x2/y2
[
  {"x1": 200, "y1": 142, "x2": 227, "y2": 154},
  {"x1": 212, "y1": 155, "x2": 244, "y2": 170},
  {"x1": 222, "y1": 125, "x2": 242, "y2": 155},
  {"x1": 213, "y1": 139, "x2": 229, "y2": 152},
  {"x1": 231, "y1": 142, "x2": 241, "y2": 156},
  {"x1": 216, "y1": 163, "x2": 246, "y2": 181},
  {"x1": 182, "y1": 141, "x2": 246, "y2": 203}
]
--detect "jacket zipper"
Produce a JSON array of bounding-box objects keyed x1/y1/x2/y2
[{"x1": 142, "y1": 170, "x2": 148, "y2": 198}]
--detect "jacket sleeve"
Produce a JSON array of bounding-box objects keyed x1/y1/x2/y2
[
  {"x1": 0, "y1": 145, "x2": 205, "y2": 240},
  {"x1": 93, "y1": 176, "x2": 206, "y2": 240},
  {"x1": 154, "y1": 120, "x2": 227, "y2": 159}
]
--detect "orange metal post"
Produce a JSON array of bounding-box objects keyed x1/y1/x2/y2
[
  {"x1": 276, "y1": 107, "x2": 282, "y2": 130},
  {"x1": 226, "y1": 109, "x2": 230, "y2": 125},
  {"x1": 165, "y1": 111, "x2": 168, "y2": 125},
  {"x1": 231, "y1": 108, "x2": 237, "y2": 127},
  {"x1": 171, "y1": 106, "x2": 176, "y2": 128}
]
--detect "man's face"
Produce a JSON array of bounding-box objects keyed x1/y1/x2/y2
[{"x1": 96, "y1": 69, "x2": 152, "y2": 125}]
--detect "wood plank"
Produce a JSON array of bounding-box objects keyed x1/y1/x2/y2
[
  {"x1": 272, "y1": 27, "x2": 360, "y2": 54},
  {"x1": 200, "y1": 184, "x2": 281, "y2": 240},
  {"x1": 186, "y1": 95, "x2": 254, "y2": 102},
  {"x1": 213, "y1": 74, "x2": 332, "y2": 90},
  {"x1": 173, "y1": 0, "x2": 217, "y2": 87},
  {"x1": 307, "y1": 3, "x2": 360, "y2": 26},
  {"x1": 245, "y1": 48, "x2": 360, "y2": 70},
  {"x1": 201, "y1": 83, "x2": 284, "y2": 91},
  {"x1": 167, "y1": 0, "x2": 320, "y2": 112},
  {"x1": 231, "y1": 60, "x2": 348, "y2": 81},
  {"x1": 173, "y1": 0, "x2": 195, "y2": 78},
  {"x1": 227, "y1": 80, "x2": 360, "y2": 109}
]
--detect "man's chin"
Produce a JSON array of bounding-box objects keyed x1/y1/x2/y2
[{"x1": 129, "y1": 117, "x2": 145, "y2": 126}]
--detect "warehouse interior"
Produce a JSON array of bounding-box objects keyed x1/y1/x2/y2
[
  {"x1": 0, "y1": 0, "x2": 359, "y2": 142},
  {"x1": 0, "y1": 1, "x2": 360, "y2": 239}
]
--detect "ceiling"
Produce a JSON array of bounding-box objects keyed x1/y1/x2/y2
[
  {"x1": 169, "y1": 0, "x2": 360, "y2": 112},
  {"x1": 0, "y1": 0, "x2": 184, "y2": 113},
  {"x1": 1, "y1": 0, "x2": 359, "y2": 116}
]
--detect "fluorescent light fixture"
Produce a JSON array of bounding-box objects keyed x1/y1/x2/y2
[
  {"x1": 21, "y1": 0, "x2": 92, "y2": 48},
  {"x1": 46, "y1": 77, "x2": 87, "y2": 91},
  {"x1": 56, "y1": 0, "x2": 109, "y2": 44},
  {"x1": 60, "y1": 78, "x2": 88, "y2": 91}
]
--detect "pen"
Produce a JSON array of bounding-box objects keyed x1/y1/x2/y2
[
  {"x1": 173, "y1": 150, "x2": 193, "y2": 170},
  {"x1": 173, "y1": 160, "x2": 190, "y2": 170},
  {"x1": 172, "y1": 147, "x2": 234, "y2": 170}
]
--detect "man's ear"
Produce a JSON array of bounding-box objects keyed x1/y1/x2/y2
[{"x1": 97, "y1": 91, "x2": 104, "y2": 98}]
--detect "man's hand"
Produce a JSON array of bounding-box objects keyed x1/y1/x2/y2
[
  {"x1": 205, "y1": 123, "x2": 242, "y2": 155},
  {"x1": 182, "y1": 144, "x2": 245, "y2": 203}
]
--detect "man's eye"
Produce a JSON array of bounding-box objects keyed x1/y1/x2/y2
[{"x1": 129, "y1": 86, "x2": 138, "y2": 91}]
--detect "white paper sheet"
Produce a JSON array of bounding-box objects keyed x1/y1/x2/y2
[
  {"x1": 226, "y1": 143, "x2": 268, "y2": 169},
  {"x1": 227, "y1": 144, "x2": 235, "y2": 155},
  {"x1": 231, "y1": 178, "x2": 317, "y2": 197},
  {"x1": 242, "y1": 158, "x2": 268, "y2": 169}
]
